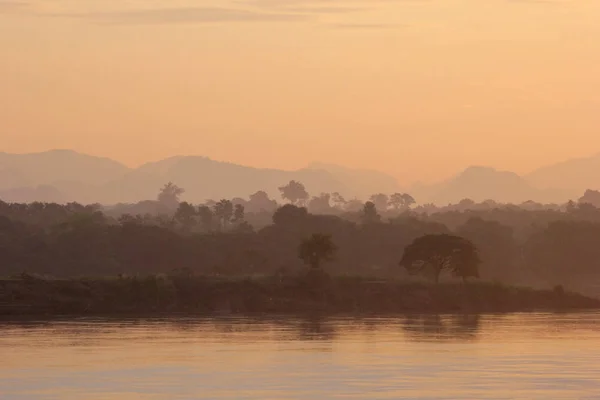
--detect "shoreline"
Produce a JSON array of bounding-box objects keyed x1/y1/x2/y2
[{"x1": 1, "y1": 275, "x2": 598, "y2": 317}]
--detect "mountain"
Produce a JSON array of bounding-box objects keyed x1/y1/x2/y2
[
  {"x1": 1, "y1": 149, "x2": 589, "y2": 206},
  {"x1": 0, "y1": 149, "x2": 130, "y2": 188},
  {"x1": 1, "y1": 151, "x2": 386, "y2": 204},
  {"x1": 526, "y1": 153, "x2": 600, "y2": 197},
  {"x1": 102, "y1": 156, "x2": 352, "y2": 204},
  {"x1": 307, "y1": 162, "x2": 402, "y2": 199},
  {"x1": 412, "y1": 166, "x2": 542, "y2": 205}
]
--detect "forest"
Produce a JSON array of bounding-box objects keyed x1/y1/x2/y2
[{"x1": 1, "y1": 180, "x2": 600, "y2": 297}]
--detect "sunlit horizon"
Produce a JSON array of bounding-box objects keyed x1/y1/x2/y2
[{"x1": 3, "y1": 0, "x2": 600, "y2": 185}]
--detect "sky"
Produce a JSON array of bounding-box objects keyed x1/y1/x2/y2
[{"x1": 2, "y1": 0, "x2": 600, "y2": 184}]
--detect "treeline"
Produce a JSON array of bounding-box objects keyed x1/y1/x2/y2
[{"x1": 1, "y1": 181, "x2": 600, "y2": 293}]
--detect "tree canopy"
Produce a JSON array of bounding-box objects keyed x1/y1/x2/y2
[
  {"x1": 298, "y1": 233, "x2": 337, "y2": 269},
  {"x1": 400, "y1": 234, "x2": 480, "y2": 283}
]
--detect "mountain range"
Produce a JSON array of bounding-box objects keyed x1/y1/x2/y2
[{"x1": 0, "y1": 149, "x2": 597, "y2": 205}]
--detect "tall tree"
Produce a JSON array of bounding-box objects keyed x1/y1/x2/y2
[
  {"x1": 400, "y1": 234, "x2": 480, "y2": 283},
  {"x1": 331, "y1": 192, "x2": 347, "y2": 209},
  {"x1": 157, "y1": 182, "x2": 184, "y2": 209},
  {"x1": 308, "y1": 193, "x2": 333, "y2": 214},
  {"x1": 389, "y1": 193, "x2": 416, "y2": 211},
  {"x1": 213, "y1": 199, "x2": 234, "y2": 230},
  {"x1": 247, "y1": 191, "x2": 278, "y2": 213},
  {"x1": 232, "y1": 204, "x2": 245, "y2": 224},
  {"x1": 369, "y1": 193, "x2": 389, "y2": 211},
  {"x1": 174, "y1": 202, "x2": 197, "y2": 233},
  {"x1": 197, "y1": 205, "x2": 214, "y2": 232},
  {"x1": 278, "y1": 180, "x2": 309, "y2": 206},
  {"x1": 361, "y1": 201, "x2": 381, "y2": 224},
  {"x1": 579, "y1": 189, "x2": 600, "y2": 208}
]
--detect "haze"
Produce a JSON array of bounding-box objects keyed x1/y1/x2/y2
[{"x1": 2, "y1": 0, "x2": 600, "y2": 184}]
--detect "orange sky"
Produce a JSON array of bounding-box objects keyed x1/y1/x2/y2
[{"x1": 2, "y1": 0, "x2": 600, "y2": 184}]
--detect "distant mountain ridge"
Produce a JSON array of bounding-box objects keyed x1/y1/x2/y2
[
  {"x1": 0, "y1": 149, "x2": 598, "y2": 205},
  {"x1": 526, "y1": 153, "x2": 600, "y2": 194},
  {"x1": 409, "y1": 166, "x2": 569, "y2": 205},
  {"x1": 0, "y1": 150, "x2": 401, "y2": 204}
]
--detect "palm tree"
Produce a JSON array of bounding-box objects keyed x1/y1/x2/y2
[{"x1": 298, "y1": 233, "x2": 337, "y2": 269}]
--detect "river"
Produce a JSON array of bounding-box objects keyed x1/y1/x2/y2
[{"x1": 2, "y1": 312, "x2": 600, "y2": 399}]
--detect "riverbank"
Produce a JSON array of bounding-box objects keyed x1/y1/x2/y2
[{"x1": 0, "y1": 273, "x2": 598, "y2": 316}]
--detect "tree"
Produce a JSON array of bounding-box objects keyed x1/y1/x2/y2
[
  {"x1": 345, "y1": 198, "x2": 364, "y2": 212},
  {"x1": 278, "y1": 180, "x2": 309, "y2": 206},
  {"x1": 157, "y1": 182, "x2": 184, "y2": 209},
  {"x1": 369, "y1": 193, "x2": 389, "y2": 211},
  {"x1": 399, "y1": 234, "x2": 480, "y2": 283},
  {"x1": 308, "y1": 193, "x2": 333, "y2": 214},
  {"x1": 232, "y1": 204, "x2": 245, "y2": 224},
  {"x1": 247, "y1": 191, "x2": 278, "y2": 213},
  {"x1": 456, "y1": 198, "x2": 476, "y2": 211},
  {"x1": 197, "y1": 205, "x2": 214, "y2": 232},
  {"x1": 361, "y1": 201, "x2": 381, "y2": 224},
  {"x1": 213, "y1": 199, "x2": 234, "y2": 230},
  {"x1": 389, "y1": 193, "x2": 416, "y2": 211},
  {"x1": 174, "y1": 202, "x2": 197, "y2": 233},
  {"x1": 579, "y1": 189, "x2": 600, "y2": 208},
  {"x1": 273, "y1": 204, "x2": 308, "y2": 226},
  {"x1": 331, "y1": 192, "x2": 347, "y2": 209},
  {"x1": 298, "y1": 233, "x2": 337, "y2": 269}
]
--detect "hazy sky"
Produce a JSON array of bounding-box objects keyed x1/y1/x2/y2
[{"x1": 2, "y1": 0, "x2": 600, "y2": 184}]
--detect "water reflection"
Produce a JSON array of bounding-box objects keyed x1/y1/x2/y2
[
  {"x1": 2, "y1": 312, "x2": 600, "y2": 399},
  {"x1": 402, "y1": 314, "x2": 481, "y2": 342},
  {"x1": 295, "y1": 316, "x2": 337, "y2": 341}
]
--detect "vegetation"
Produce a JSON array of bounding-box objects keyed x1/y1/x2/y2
[
  {"x1": 400, "y1": 234, "x2": 480, "y2": 283},
  {"x1": 1, "y1": 275, "x2": 597, "y2": 316},
  {"x1": 2, "y1": 179, "x2": 600, "y2": 303},
  {"x1": 298, "y1": 234, "x2": 337, "y2": 269}
]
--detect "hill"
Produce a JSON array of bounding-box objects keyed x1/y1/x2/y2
[
  {"x1": 413, "y1": 166, "x2": 540, "y2": 205},
  {"x1": 307, "y1": 162, "x2": 402, "y2": 199},
  {"x1": 0, "y1": 150, "x2": 401, "y2": 204},
  {"x1": 526, "y1": 153, "x2": 600, "y2": 197},
  {"x1": 102, "y1": 156, "x2": 351, "y2": 204},
  {"x1": 0, "y1": 149, "x2": 130, "y2": 189}
]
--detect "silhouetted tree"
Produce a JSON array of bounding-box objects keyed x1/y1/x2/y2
[
  {"x1": 361, "y1": 201, "x2": 381, "y2": 224},
  {"x1": 197, "y1": 205, "x2": 214, "y2": 232},
  {"x1": 247, "y1": 191, "x2": 278, "y2": 213},
  {"x1": 457, "y1": 198, "x2": 476, "y2": 211},
  {"x1": 400, "y1": 234, "x2": 480, "y2": 283},
  {"x1": 345, "y1": 198, "x2": 364, "y2": 212},
  {"x1": 174, "y1": 202, "x2": 197, "y2": 233},
  {"x1": 369, "y1": 193, "x2": 389, "y2": 211},
  {"x1": 298, "y1": 233, "x2": 337, "y2": 269},
  {"x1": 157, "y1": 182, "x2": 184, "y2": 209},
  {"x1": 232, "y1": 204, "x2": 245, "y2": 224},
  {"x1": 308, "y1": 193, "x2": 333, "y2": 214},
  {"x1": 389, "y1": 193, "x2": 416, "y2": 211},
  {"x1": 273, "y1": 204, "x2": 308, "y2": 226},
  {"x1": 278, "y1": 180, "x2": 309, "y2": 206},
  {"x1": 579, "y1": 190, "x2": 600, "y2": 208},
  {"x1": 213, "y1": 199, "x2": 234, "y2": 230},
  {"x1": 331, "y1": 192, "x2": 347, "y2": 209}
]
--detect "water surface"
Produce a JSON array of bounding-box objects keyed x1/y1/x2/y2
[{"x1": 2, "y1": 312, "x2": 600, "y2": 399}]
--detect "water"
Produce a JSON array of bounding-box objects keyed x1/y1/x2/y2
[{"x1": 2, "y1": 312, "x2": 600, "y2": 399}]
